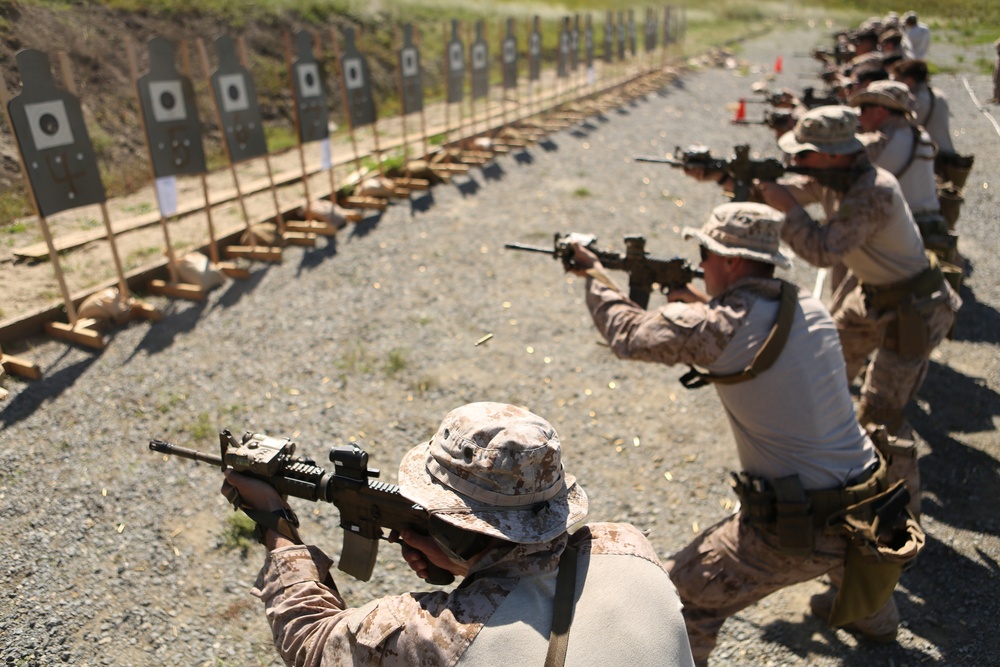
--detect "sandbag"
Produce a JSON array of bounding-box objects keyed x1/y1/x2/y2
[
  {"x1": 176, "y1": 252, "x2": 225, "y2": 291},
  {"x1": 78, "y1": 287, "x2": 135, "y2": 324},
  {"x1": 355, "y1": 176, "x2": 396, "y2": 199},
  {"x1": 299, "y1": 199, "x2": 350, "y2": 229}
]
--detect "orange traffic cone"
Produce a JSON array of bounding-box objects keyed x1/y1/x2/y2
[
  {"x1": 774, "y1": 55, "x2": 783, "y2": 74},
  {"x1": 732, "y1": 98, "x2": 747, "y2": 123}
]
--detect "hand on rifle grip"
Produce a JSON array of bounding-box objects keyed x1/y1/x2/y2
[{"x1": 390, "y1": 529, "x2": 458, "y2": 585}]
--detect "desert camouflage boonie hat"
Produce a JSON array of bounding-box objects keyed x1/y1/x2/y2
[
  {"x1": 682, "y1": 202, "x2": 792, "y2": 269},
  {"x1": 778, "y1": 105, "x2": 865, "y2": 156},
  {"x1": 398, "y1": 402, "x2": 588, "y2": 544},
  {"x1": 848, "y1": 80, "x2": 917, "y2": 121}
]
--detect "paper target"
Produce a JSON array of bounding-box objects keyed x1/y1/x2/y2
[
  {"x1": 338, "y1": 27, "x2": 375, "y2": 128},
  {"x1": 398, "y1": 24, "x2": 424, "y2": 115},
  {"x1": 138, "y1": 37, "x2": 207, "y2": 177},
  {"x1": 7, "y1": 48, "x2": 106, "y2": 216},
  {"x1": 446, "y1": 20, "x2": 465, "y2": 104},
  {"x1": 24, "y1": 100, "x2": 74, "y2": 150},
  {"x1": 291, "y1": 30, "x2": 329, "y2": 144}
]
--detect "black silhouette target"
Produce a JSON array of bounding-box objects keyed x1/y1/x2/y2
[
  {"x1": 339, "y1": 28, "x2": 376, "y2": 129},
  {"x1": 470, "y1": 22, "x2": 488, "y2": 100},
  {"x1": 557, "y1": 21, "x2": 570, "y2": 78},
  {"x1": 210, "y1": 35, "x2": 267, "y2": 163},
  {"x1": 529, "y1": 19, "x2": 542, "y2": 81},
  {"x1": 291, "y1": 31, "x2": 329, "y2": 144},
  {"x1": 138, "y1": 38, "x2": 207, "y2": 177},
  {"x1": 446, "y1": 20, "x2": 465, "y2": 104},
  {"x1": 502, "y1": 19, "x2": 518, "y2": 90},
  {"x1": 398, "y1": 24, "x2": 424, "y2": 115},
  {"x1": 7, "y1": 49, "x2": 106, "y2": 216}
]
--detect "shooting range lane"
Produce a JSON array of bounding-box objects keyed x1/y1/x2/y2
[{"x1": 1, "y1": 20, "x2": 997, "y2": 667}]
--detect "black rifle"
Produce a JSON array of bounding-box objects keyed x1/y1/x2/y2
[
  {"x1": 149, "y1": 430, "x2": 454, "y2": 585},
  {"x1": 749, "y1": 86, "x2": 841, "y2": 110},
  {"x1": 505, "y1": 233, "x2": 702, "y2": 308},
  {"x1": 800, "y1": 86, "x2": 841, "y2": 109},
  {"x1": 733, "y1": 109, "x2": 795, "y2": 132},
  {"x1": 635, "y1": 144, "x2": 868, "y2": 200}
]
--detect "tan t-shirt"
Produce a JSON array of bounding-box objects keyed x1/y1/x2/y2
[
  {"x1": 860, "y1": 116, "x2": 940, "y2": 215},
  {"x1": 780, "y1": 159, "x2": 928, "y2": 286},
  {"x1": 585, "y1": 276, "x2": 876, "y2": 489},
  {"x1": 914, "y1": 83, "x2": 954, "y2": 153}
]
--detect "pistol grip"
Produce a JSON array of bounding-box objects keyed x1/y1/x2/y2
[{"x1": 424, "y1": 563, "x2": 456, "y2": 586}]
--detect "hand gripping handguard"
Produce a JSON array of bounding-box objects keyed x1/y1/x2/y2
[
  {"x1": 504, "y1": 232, "x2": 703, "y2": 308},
  {"x1": 149, "y1": 430, "x2": 455, "y2": 585}
]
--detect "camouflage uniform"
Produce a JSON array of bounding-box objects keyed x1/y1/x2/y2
[
  {"x1": 247, "y1": 403, "x2": 694, "y2": 667},
  {"x1": 582, "y1": 203, "x2": 886, "y2": 664},
  {"x1": 776, "y1": 110, "x2": 961, "y2": 438},
  {"x1": 253, "y1": 524, "x2": 692, "y2": 666}
]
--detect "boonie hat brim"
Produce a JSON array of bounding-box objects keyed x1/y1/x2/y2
[
  {"x1": 682, "y1": 227, "x2": 793, "y2": 269},
  {"x1": 778, "y1": 127, "x2": 865, "y2": 156},
  {"x1": 398, "y1": 441, "x2": 589, "y2": 544}
]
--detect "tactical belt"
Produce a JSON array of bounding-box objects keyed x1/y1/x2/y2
[
  {"x1": 730, "y1": 456, "x2": 888, "y2": 530},
  {"x1": 680, "y1": 280, "x2": 797, "y2": 389},
  {"x1": 861, "y1": 253, "x2": 945, "y2": 312}
]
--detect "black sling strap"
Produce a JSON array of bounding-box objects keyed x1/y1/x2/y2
[
  {"x1": 680, "y1": 280, "x2": 798, "y2": 389},
  {"x1": 544, "y1": 545, "x2": 579, "y2": 667}
]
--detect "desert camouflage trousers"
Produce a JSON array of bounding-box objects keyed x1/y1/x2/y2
[
  {"x1": 834, "y1": 282, "x2": 959, "y2": 432},
  {"x1": 665, "y1": 514, "x2": 899, "y2": 666}
]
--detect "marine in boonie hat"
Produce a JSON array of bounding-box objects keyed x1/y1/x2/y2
[
  {"x1": 682, "y1": 202, "x2": 792, "y2": 269},
  {"x1": 397, "y1": 402, "x2": 588, "y2": 544},
  {"x1": 778, "y1": 105, "x2": 865, "y2": 156},
  {"x1": 848, "y1": 79, "x2": 917, "y2": 121}
]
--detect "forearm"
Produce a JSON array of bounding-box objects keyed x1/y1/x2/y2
[
  {"x1": 253, "y1": 544, "x2": 349, "y2": 667},
  {"x1": 585, "y1": 278, "x2": 699, "y2": 366},
  {"x1": 780, "y1": 205, "x2": 850, "y2": 268}
]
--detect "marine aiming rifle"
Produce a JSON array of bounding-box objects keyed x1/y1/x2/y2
[
  {"x1": 732, "y1": 109, "x2": 795, "y2": 133},
  {"x1": 634, "y1": 144, "x2": 867, "y2": 201},
  {"x1": 149, "y1": 430, "x2": 455, "y2": 585},
  {"x1": 504, "y1": 232, "x2": 703, "y2": 309},
  {"x1": 800, "y1": 86, "x2": 841, "y2": 109}
]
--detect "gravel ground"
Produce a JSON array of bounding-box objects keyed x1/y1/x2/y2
[{"x1": 1, "y1": 21, "x2": 998, "y2": 667}]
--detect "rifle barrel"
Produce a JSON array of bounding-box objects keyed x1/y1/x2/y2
[
  {"x1": 149, "y1": 439, "x2": 223, "y2": 466},
  {"x1": 504, "y1": 243, "x2": 554, "y2": 254},
  {"x1": 633, "y1": 155, "x2": 682, "y2": 165}
]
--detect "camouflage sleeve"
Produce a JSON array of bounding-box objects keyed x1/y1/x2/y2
[
  {"x1": 253, "y1": 546, "x2": 489, "y2": 666},
  {"x1": 585, "y1": 278, "x2": 741, "y2": 368},
  {"x1": 777, "y1": 172, "x2": 828, "y2": 207},
  {"x1": 779, "y1": 176, "x2": 892, "y2": 268},
  {"x1": 252, "y1": 545, "x2": 351, "y2": 666}
]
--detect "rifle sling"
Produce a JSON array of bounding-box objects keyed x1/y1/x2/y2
[
  {"x1": 891, "y1": 126, "x2": 922, "y2": 181},
  {"x1": 544, "y1": 545, "x2": 579, "y2": 667},
  {"x1": 680, "y1": 280, "x2": 797, "y2": 389},
  {"x1": 242, "y1": 506, "x2": 303, "y2": 545}
]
